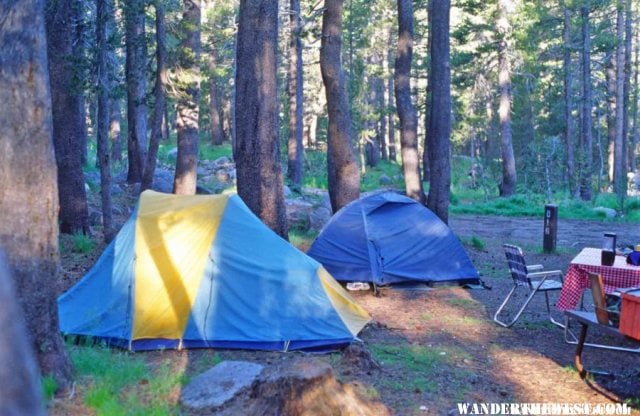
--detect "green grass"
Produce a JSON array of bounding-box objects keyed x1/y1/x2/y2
[
  {"x1": 360, "y1": 160, "x2": 404, "y2": 192},
  {"x1": 69, "y1": 346, "x2": 183, "y2": 415},
  {"x1": 71, "y1": 233, "x2": 95, "y2": 254},
  {"x1": 199, "y1": 143, "x2": 233, "y2": 161},
  {"x1": 288, "y1": 228, "x2": 318, "y2": 251},
  {"x1": 447, "y1": 298, "x2": 478, "y2": 309},
  {"x1": 370, "y1": 343, "x2": 444, "y2": 373},
  {"x1": 42, "y1": 375, "x2": 57, "y2": 401},
  {"x1": 469, "y1": 236, "x2": 485, "y2": 250},
  {"x1": 301, "y1": 151, "x2": 404, "y2": 192}
]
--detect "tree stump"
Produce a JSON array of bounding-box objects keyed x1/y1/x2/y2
[{"x1": 243, "y1": 357, "x2": 389, "y2": 416}]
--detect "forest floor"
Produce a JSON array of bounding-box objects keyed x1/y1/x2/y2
[{"x1": 55, "y1": 200, "x2": 640, "y2": 415}]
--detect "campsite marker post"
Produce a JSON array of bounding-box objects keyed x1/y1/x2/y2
[{"x1": 543, "y1": 204, "x2": 557, "y2": 253}]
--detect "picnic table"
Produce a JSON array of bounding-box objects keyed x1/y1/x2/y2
[{"x1": 556, "y1": 247, "x2": 640, "y2": 311}]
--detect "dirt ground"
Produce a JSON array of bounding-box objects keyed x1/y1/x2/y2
[{"x1": 56, "y1": 213, "x2": 640, "y2": 415}]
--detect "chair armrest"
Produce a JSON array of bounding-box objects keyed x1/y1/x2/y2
[
  {"x1": 527, "y1": 270, "x2": 563, "y2": 280},
  {"x1": 527, "y1": 264, "x2": 544, "y2": 271}
]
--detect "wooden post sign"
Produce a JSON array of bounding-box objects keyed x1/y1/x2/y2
[{"x1": 543, "y1": 204, "x2": 558, "y2": 253}]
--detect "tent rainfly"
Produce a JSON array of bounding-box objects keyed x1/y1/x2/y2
[
  {"x1": 307, "y1": 191, "x2": 480, "y2": 287},
  {"x1": 58, "y1": 191, "x2": 370, "y2": 351}
]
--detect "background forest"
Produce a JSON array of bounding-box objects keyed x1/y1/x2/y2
[{"x1": 39, "y1": 0, "x2": 640, "y2": 244}]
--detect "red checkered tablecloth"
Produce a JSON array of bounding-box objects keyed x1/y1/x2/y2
[{"x1": 556, "y1": 247, "x2": 640, "y2": 310}]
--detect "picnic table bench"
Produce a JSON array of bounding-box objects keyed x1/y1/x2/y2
[{"x1": 564, "y1": 310, "x2": 640, "y2": 378}]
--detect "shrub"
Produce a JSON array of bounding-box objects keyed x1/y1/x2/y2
[{"x1": 71, "y1": 233, "x2": 95, "y2": 254}]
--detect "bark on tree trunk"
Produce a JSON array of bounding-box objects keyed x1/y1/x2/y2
[
  {"x1": 379, "y1": 65, "x2": 388, "y2": 160},
  {"x1": 614, "y1": 1, "x2": 626, "y2": 205},
  {"x1": 423, "y1": 0, "x2": 433, "y2": 182},
  {"x1": 0, "y1": 0, "x2": 73, "y2": 389},
  {"x1": 96, "y1": 0, "x2": 115, "y2": 242},
  {"x1": 426, "y1": 0, "x2": 452, "y2": 223},
  {"x1": 631, "y1": 18, "x2": 640, "y2": 172},
  {"x1": 563, "y1": 4, "x2": 576, "y2": 197},
  {"x1": 579, "y1": 1, "x2": 593, "y2": 201},
  {"x1": 209, "y1": 48, "x2": 224, "y2": 146},
  {"x1": 142, "y1": 0, "x2": 168, "y2": 193},
  {"x1": 46, "y1": 0, "x2": 90, "y2": 234},
  {"x1": 387, "y1": 31, "x2": 397, "y2": 162},
  {"x1": 124, "y1": 0, "x2": 148, "y2": 184},
  {"x1": 320, "y1": 0, "x2": 361, "y2": 212},
  {"x1": 110, "y1": 99, "x2": 123, "y2": 161},
  {"x1": 496, "y1": 0, "x2": 517, "y2": 197},
  {"x1": 163, "y1": 100, "x2": 171, "y2": 142},
  {"x1": 606, "y1": 54, "x2": 616, "y2": 186},
  {"x1": 395, "y1": 0, "x2": 425, "y2": 204},
  {"x1": 287, "y1": 0, "x2": 304, "y2": 188},
  {"x1": 173, "y1": 0, "x2": 201, "y2": 195},
  {"x1": 623, "y1": 0, "x2": 632, "y2": 172},
  {"x1": 0, "y1": 253, "x2": 45, "y2": 415},
  {"x1": 235, "y1": 0, "x2": 289, "y2": 238}
]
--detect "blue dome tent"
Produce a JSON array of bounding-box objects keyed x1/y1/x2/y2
[
  {"x1": 307, "y1": 191, "x2": 480, "y2": 287},
  {"x1": 58, "y1": 191, "x2": 370, "y2": 351}
]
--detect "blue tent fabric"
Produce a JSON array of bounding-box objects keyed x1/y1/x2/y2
[
  {"x1": 307, "y1": 191, "x2": 480, "y2": 286},
  {"x1": 58, "y1": 191, "x2": 370, "y2": 352}
]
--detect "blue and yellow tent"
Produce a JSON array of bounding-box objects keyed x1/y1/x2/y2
[{"x1": 58, "y1": 191, "x2": 370, "y2": 351}]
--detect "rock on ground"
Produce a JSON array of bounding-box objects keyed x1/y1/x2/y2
[{"x1": 180, "y1": 361, "x2": 264, "y2": 411}]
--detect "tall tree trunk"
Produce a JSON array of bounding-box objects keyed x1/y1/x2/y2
[
  {"x1": 632, "y1": 16, "x2": 640, "y2": 172},
  {"x1": 320, "y1": 0, "x2": 361, "y2": 212},
  {"x1": 423, "y1": 0, "x2": 432, "y2": 182},
  {"x1": 287, "y1": 0, "x2": 304, "y2": 188},
  {"x1": 236, "y1": 0, "x2": 289, "y2": 237},
  {"x1": 395, "y1": 0, "x2": 425, "y2": 204},
  {"x1": 579, "y1": 0, "x2": 593, "y2": 201},
  {"x1": 110, "y1": 99, "x2": 123, "y2": 161},
  {"x1": 606, "y1": 54, "x2": 616, "y2": 185},
  {"x1": 173, "y1": 0, "x2": 202, "y2": 195},
  {"x1": 614, "y1": 0, "x2": 626, "y2": 205},
  {"x1": 142, "y1": 0, "x2": 168, "y2": 192},
  {"x1": 563, "y1": 3, "x2": 576, "y2": 197},
  {"x1": 124, "y1": 0, "x2": 148, "y2": 184},
  {"x1": 0, "y1": 253, "x2": 44, "y2": 415},
  {"x1": 379, "y1": 54, "x2": 388, "y2": 161},
  {"x1": 163, "y1": 100, "x2": 171, "y2": 141},
  {"x1": 623, "y1": 0, "x2": 632, "y2": 172},
  {"x1": 497, "y1": 0, "x2": 517, "y2": 197},
  {"x1": 0, "y1": 0, "x2": 72, "y2": 390},
  {"x1": 74, "y1": 5, "x2": 88, "y2": 167},
  {"x1": 387, "y1": 31, "x2": 397, "y2": 162},
  {"x1": 209, "y1": 48, "x2": 224, "y2": 146},
  {"x1": 96, "y1": 0, "x2": 114, "y2": 242},
  {"x1": 426, "y1": 0, "x2": 451, "y2": 223},
  {"x1": 46, "y1": 0, "x2": 90, "y2": 234}
]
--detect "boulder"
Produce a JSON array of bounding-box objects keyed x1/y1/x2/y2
[
  {"x1": 180, "y1": 361, "x2": 264, "y2": 411},
  {"x1": 214, "y1": 169, "x2": 231, "y2": 183},
  {"x1": 286, "y1": 199, "x2": 314, "y2": 230},
  {"x1": 309, "y1": 206, "x2": 332, "y2": 231},
  {"x1": 379, "y1": 174, "x2": 392, "y2": 185},
  {"x1": 593, "y1": 206, "x2": 617, "y2": 218},
  {"x1": 213, "y1": 156, "x2": 232, "y2": 166}
]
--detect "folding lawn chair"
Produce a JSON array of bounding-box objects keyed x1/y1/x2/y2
[{"x1": 493, "y1": 244, "x2": 564, "y2": 328}]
